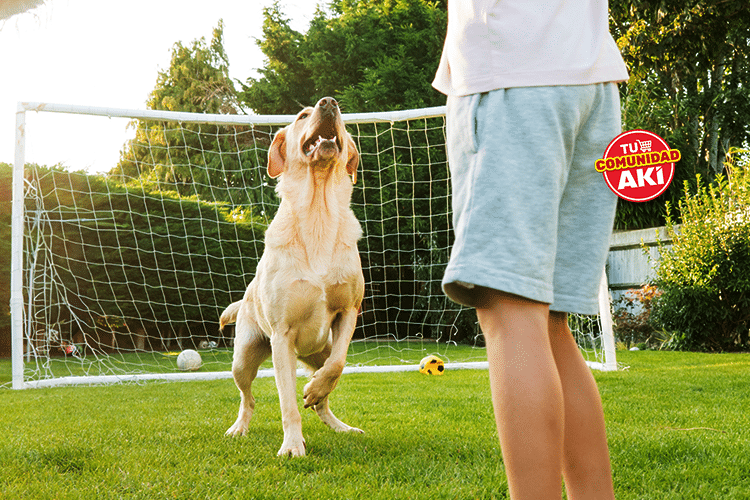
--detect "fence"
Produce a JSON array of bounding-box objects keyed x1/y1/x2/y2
[{"x1": 606, "y1": 225, "x2": 678, "y2": 302}]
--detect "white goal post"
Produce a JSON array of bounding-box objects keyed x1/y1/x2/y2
[{"x1": 10, "y1": 102, "x2": 617, "y2": 389}]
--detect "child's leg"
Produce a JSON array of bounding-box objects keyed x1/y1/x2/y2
[
  {"x1": 548, "y1": 312, "x2": 615, "y2": 500},
  {"x1": 476, "y1": 290, "x2": 565, "y2": 500}
]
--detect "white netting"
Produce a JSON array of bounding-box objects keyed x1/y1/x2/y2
[{"x1": 9, "y1": 104, "x2": 614, "y2": 388}]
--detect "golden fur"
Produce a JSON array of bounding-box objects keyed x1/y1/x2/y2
[{"x1": 221, "y1": 97, "x2": 364, "y2": 457}]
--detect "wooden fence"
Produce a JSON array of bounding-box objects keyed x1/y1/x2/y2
[{"x1": 606, "y1": 225, "x2": 679, "y2": 302}]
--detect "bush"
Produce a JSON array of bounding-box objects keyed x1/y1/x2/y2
[
  {"x1": 651, "y1": 149, "x2": 750, "y2": 351},
  {"x1": 613, "y1": 284, "x2": 662, "y2": 349},
  {"x1": 23, "y1": 165, "x2": 266, "y2": 351}
]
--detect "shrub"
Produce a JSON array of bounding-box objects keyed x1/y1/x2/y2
[
  {"x1": 650, "y1": 149, "x2": 750, "y2": 351},
  {"x1": 613, "y1": 284, "x2": 662, "y2": 349}
]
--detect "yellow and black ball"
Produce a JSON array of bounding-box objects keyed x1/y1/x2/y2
[{"x1": 419, "y1": 355, "x2": 445, "y2": 375}]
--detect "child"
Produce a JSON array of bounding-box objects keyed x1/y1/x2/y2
[{"x1": 433, "y1": 2, "x2": 628, "y2": 499}]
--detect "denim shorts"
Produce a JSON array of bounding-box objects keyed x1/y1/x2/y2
[{"x1": 442, "y1": 83, "x2": 620, "y2": 315}]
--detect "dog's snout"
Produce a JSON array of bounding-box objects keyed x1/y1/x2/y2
[{"x1": 318, "y1": 97, "x2": 338, "y2": 113}]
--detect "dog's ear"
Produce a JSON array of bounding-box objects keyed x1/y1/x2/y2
[
  {"x1": 345, "y1": 135, "x2": 359, "y2": 184},
  {"x1": 268, "y1": 128, "x2": 287, "y2": 178}
]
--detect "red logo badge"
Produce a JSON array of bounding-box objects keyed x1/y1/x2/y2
[{"x1": 595, "y1": 130, "x2": 679, "y2": 202}]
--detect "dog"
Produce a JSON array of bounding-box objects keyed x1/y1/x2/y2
[{"x1": 220, "y1": 97, "x2": 364, "y2": 457}]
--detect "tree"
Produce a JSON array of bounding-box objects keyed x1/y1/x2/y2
[
  {"x1": 240, "y1": 0, "x2": 447, "y2": 114},
  {"x1": 305, "y1": 0, "x2": 448, "y2": 112},
  {"x1": 611, "y1": 0, "x2": 750, "y2": 228},
  {"x1": 240, "y1": 3, "x2": 316, "y2": 114},
  {"x1": 148, "y1": 20, "x2": 236, "y2": 115},
  {"x1": 112, "y1": 21, "x2": 275, "y2": 209}
]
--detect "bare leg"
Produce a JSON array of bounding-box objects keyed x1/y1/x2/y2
[
  {"x1": 548, "y1": 312, "x2": 615, "y2": 500},
  {"x1": 476, "y1": 290, "x2": 565, "y2": 500}
]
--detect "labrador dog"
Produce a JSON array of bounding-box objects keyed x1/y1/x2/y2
[{"x1": 220, "y1": 97, "x2": 364, "y2": 457}]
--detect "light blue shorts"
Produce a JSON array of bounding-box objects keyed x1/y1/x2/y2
[{"x1": 442, "y1": 83, "x2": 620, "y2": 315}]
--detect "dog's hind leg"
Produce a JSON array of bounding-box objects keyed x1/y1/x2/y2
[
  {"x1": 226, "y1": 317, "x2": 271, "y2": 437},
  {"x1": 312, "y1": 395, "x2": 364, "y2": 434},
  {"x1": 299, "y1": 344, "x2": 363, "y2": 434}
]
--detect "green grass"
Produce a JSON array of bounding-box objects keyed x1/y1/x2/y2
[{"x1": 1, "y1": 350, "x2": 749, "y2": 499}]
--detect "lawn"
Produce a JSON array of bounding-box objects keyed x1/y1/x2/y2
[{"x1": 1, "y1": 350, "x2": 749, "y2": 499}]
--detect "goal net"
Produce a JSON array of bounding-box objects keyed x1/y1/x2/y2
[{"x1": 9, "y1": 103, "x2": 616, "y2": 389}]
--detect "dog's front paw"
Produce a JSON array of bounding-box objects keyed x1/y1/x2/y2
[
  {"x1": 277, "y1": 436, "x2": 306, "y2": 457},
  {"x1": 303, "y1": 374, "x2": 337, "y2": 408}
]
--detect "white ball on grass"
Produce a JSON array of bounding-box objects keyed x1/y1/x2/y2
[{"x1": 176, "y1": 349, "x2": 202, "y2": 371}]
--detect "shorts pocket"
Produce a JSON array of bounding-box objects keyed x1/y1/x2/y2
[
  {"x1": 468, "y1": 93, "x2": 483, "y2": 152},
  {"x1": 447, "y1": 93, "x2": 483, "y2": 154}
]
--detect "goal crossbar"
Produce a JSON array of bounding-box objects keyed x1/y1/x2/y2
[{"x1": 17, "y1": 101, "x2": 448, "y2": 127}]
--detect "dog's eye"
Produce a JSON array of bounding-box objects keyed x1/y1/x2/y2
[{"x1": 298, "y1": 112, "x2": 310, "y2": 120}]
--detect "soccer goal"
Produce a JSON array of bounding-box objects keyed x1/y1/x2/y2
[{"x1": 9, "y1": 102, "x2": 617, "y2": 389}]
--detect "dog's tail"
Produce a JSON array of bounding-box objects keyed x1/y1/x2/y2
[{"x1": 219, "y1": 301, "x2": 242, "y2": 331}]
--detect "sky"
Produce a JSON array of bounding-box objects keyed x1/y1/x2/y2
[{"x1": 0, "y1": 0, "x2": 318, "y2": 172}]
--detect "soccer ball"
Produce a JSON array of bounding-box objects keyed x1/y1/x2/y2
[
  {"x1": 176, "y1": 349, "x2": 202, "y2": 371},
  {"x1": 419, "y1": 355, "x2": 444, "y2": 375}
]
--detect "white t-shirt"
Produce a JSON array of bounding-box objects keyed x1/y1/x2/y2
[{"x1": 432, "y1": 0, "x2": 629, "y2": 96}]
